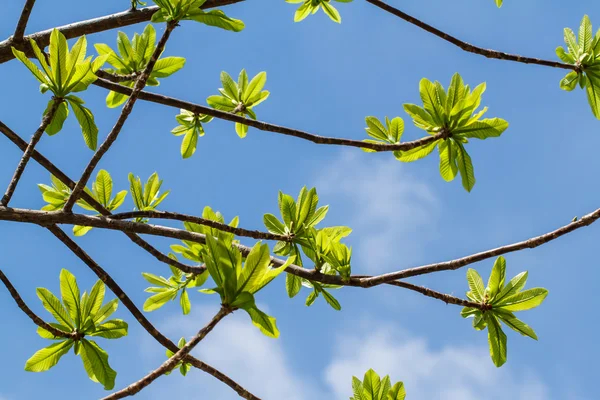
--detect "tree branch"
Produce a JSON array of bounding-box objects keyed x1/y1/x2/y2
[
  {"x1": 103, "y1": 306, "x2": 232, "y2": 400},
  {"x1": 13, "y1": 0, "x2": 37, "y2": 42},
  {"x1": 365, "y1": 0, "x2": 575, "y2": 70},
  {"x1": 382, "y1": 280, "x2": 486, "y2": 309},
  {"x1": 64, "y1": 21, "x2": 178, "y2": 212},
  {"x1": 94, "y1": 78, "x2": 445, "y2": 152},
  {"x1": 110, "y1": 210, "x2": 291, "y2": 242},
  {"x1": 0, "y1": 0, "x2": 245, "y2": 64},
  {"x1": 3, "y1": 205, "x2": 598, "y2": 292},
  {"x1": 46, "y1": 225, "x2": 260, "y2": 400},
  {"x1": 0, "y1": 268, "x2": 75, "y2": 339},
  {"x1": 0, "y1": 120, "x2": 198, "y2": 274},
  {"x1": 1, "y1": 98, "x2": 60, "y2": 206}
]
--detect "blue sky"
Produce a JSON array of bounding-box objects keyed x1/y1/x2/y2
[{"x1": 0, "y1": 0, "x2": 599, "y2": 398}]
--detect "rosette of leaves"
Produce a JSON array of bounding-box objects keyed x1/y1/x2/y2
[
  {"x1": 26, "y1": 269, "x2": 127, "y2": 390},
  {"x1": 394, "y1": 73, "x2": 508, "y2": 192},
  {"x1": 95, "y1": 24, "x2": 186, "y2": 108},
  {"x1": 287, "y1": 0, "x2": 353, "y2": 24},
  {"x1": 142, "y1": 255, "x2": 209, "y2": 315},
  {"x1": 200, "y1": 238, "x2": 295, "y2": 338},
  {"x1": 207, "y1": 70, "x2": 269, "y2": 138},
  {"x1": 263, "y1": 187, "x2": 351, "y2": 307},
  {"x1": 362, "y1": 116, "x2": 404, "y2": 152},
  {"x1": 151, "y1": 0, "x2": 245, "y2": 31},
  {"x1": 11, "y1": 29, "x2": 108, "y2": 150},
  {"x1": 171, "y1": 109, "x2": 213, "y2": 158},
  {"x1": 556, "y1": 15, "x2": 600, "y2": 119},
  {"x1": 171, "y1": 206, "x2": 239, "y2": 263},
  {"x1": 460, "y1": 256, "x2": 549, "y2": 367},
  {"x1": 38, "y1": 170, "x2": 127, "y2": 236},
  {"x1": 128, "y1": 172, "x2": 170, "y2": 223},
  {"x1": 164, "y1": 337, "x2": 192, "y2": 376},
  {"x1": 350, "y1": 369, "x2": 406, "y2": 400}
]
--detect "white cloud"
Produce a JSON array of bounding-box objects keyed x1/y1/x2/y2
[
  {"x1": 324, "y1": 326, "x2": 549, "y2": 400},
  {"x1": 315, "y1": 152, "x2": 439, "y2": 272},
  {"x1": 146, "y1": 305, "x2": 317, "y2": 400}
]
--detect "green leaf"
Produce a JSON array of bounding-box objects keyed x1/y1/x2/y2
[
  {"x1": 579, "y1": 15, "x2": 593, "y2": 54},
  {"x1": 73, "y1": 225, "x2": 93, "y2": 236},
  {"x1": 143, "y1": 289, "x2": 177, "y2": 312},
  {"x1": 238, "y1": 243, "x2": 270, "y2": 294},
  {"x1": 387, "y1": 382, "x2": 406, "y2": 400},
  {"x1": 66, "y1": 98, "x2": 98, "y2": 150},
  {"x1": 362, "y1": 369, "x2": 381, "y2": 400},
  {"x1": 466, "y1": 268, "x2": 485, "y2": 302},
  {"x1": 82, "y1": 280, "x2": 105, "y2": 322},
  {"x1": 180, "y1": 289, "x2": 191, "y2": 315},
  {"x1": 286, "y1": 273, "x2": 302, "y2": 298},
  {"x1": 487, "y1": 256, "x2": 506, "y2": 300},
  {"x1": 586, "y1": 75, "x2": 600, "y2": 119},
  {"x1": 246, "y1": 307, "x2": 279, "y2": 338},
  {"x1": 151, "y1": 57, "x2": 186, "y2": 78},
  {"x1": 486, "y1": 314, "x2": 507, "y2": 367},
  {"x1": 321, "y1": 2, "x2": 341, "y2": 23},
  {"x1": 187, "y1": 9, "x2": 245, "y2": 32},
  {"x1": 495, "y1": 288, "x2": 548, "y2": 311},
  {"x1": 11, "y1": 46, "x2": 48, "y2": 84},
  {"x1": 25, "y1": 340, "x2": 73, "y2": 372},
  {"x1": 455, "y1": 118, "x2": 509, "y2": 139},
  {"x1": 93, "y1": 299, "x2": 119, "y2": 325},
  {"x1": 494, "y1": 271, "x2": 528, "y2": 304},
  {"x1": 455, "y1": 143, "x2": 475, "y2": 192},
  {"x1": 263, "y1": 214, "x2": 286, "y2": 235},
  {"x1": 80, "y1": 339, "x2": 117, "y2": 390},
  {"x1": 37, "y1": 323, "x2": 72, "y2": 340},
  {"x1": 321, "y1": 289, "x2": 341, "y2": 311},
  {"x1": 45, "y1": 100, "x2": 69, "y2": 136},
  {"x1": 394, "y1": 140, "x2": 438, "y2": 162},
  {"x1": 59, "y1": 269, "x2": 81, "y2": 328},
  {"x1": 438, "y1": 140, "x2": 457, "y2": 182},
  {"x1": 89, "y1": 320, "x2": 129, "y2": 339},
  {"x1": 94, "y1": 170, "x2": 112, "y2": 207},
  {"x1": 243, "y1": 72, "x2": 267, "y2": 104},
  {"x1": 495, "y1": 310, "x2": 538, "y2": 340}
]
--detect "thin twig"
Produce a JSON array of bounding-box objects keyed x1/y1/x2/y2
[
  {"x1": 384, "y1": 280, "x2": 484, "y2": 309},
  {"x1": 110, "y1": 210, "x2": 291, "y2": 242},
  {"x1": 13, "y1": 0, "x2": 37, "y2": 42},
  {"x1": 0, "y1": 268, "x2": 75, "y2": 339},
  {"x1": 365, "y1": 0, "x2": 575, "y2": 71},
  {"x1": 0, "y1": 0, "x2": 244, "y2": 64},
  {"x1": 103, "y1": 307, "x2": 232, "y2": 400},
  {"x1": 64, "y1": 21, "x2": 178, "y2": 212},
  {"x1": 0, "y1": 120, "x2": 197, "y2": 274},
  {"x1": 94, "y1": 78, "x2": 445, "y2": 152},
  {"x1": 1, "y1": 99, "x2": 60, "y2": 206},
  {"x1": 46, "y1": 225, "x2": 261, "y2": 400}
]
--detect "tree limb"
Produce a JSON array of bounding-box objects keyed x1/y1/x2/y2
[
  {"x1": 1, "y1": 98, "x2": 60, "y2": 206},
  {"x1": 94, "y1": 78, "x2": 445, "y2": 152},
  {"x1": 103, "y1": 306, "x2": 232, "y2": 400},
  {"x1": 0, "y1": 120, "x2": 198, "y2": 274},
  {"x1": 13, "y1": 0, "x2": 37, "y2": 42},
  {"x1": 0, "y1": 0, "x2": 245, "y2": 64},
  {"x1": 365, "y1": 0, "x2": 575, "y2": 70},
  {"x1": 64, "y1": 21, "x2": 177, "y2": 212},
  {"x1": 46, "y1": 225, "x2": 261, "y2": 400}
]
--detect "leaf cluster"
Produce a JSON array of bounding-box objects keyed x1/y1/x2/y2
[
  {"x1": 557, "y1": 15, "x2": 600, "y2": 119},
  {"x1": 151, "y1": 0, "x2": 245, "y2": 31},
  {"x1": 128, "y1": 172, "x2": 170, "y2": 222},
  {"x1": 461, "y1": 256, "x2": 549, "y2": 367},
  {"x1": 287, "y1": 0, "x2": 353, "y2": 24},
  {"x1": 95, "y1": 24, "x2": 186, "y2": 108},
  {"x1": 351, "y1": 369, "x2": 406, "y2": 400},
  {"x1": 27, "y1": 269, "x2": 127, "y2": 390},
  {"x1": 12, "y1": 29, "x2": 108, "y2": 149},
  {"x1": 38, "y1": 170, "x2": 127, "y2": 236},
  {"x1": 142, "y1": 254, "x2": 208, "y2": 315},
  {"x1": 263, "y1": 186, "x2": 351, "y2": 309},
  {"x1": 171, "y1": 109, "x2": 213, "y2": 158},
  {"x1": 390, "y1": 73, "x2": 508, "y2": 191},
  {"x1": 207, "y1": 70, "x2": 269, "y2": 138}
]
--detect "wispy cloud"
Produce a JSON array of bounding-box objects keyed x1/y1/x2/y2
[
  {"x1": 144, "y1": 305, "x2": 317, "y2": 400},
  {"x1": 315, "y1": 152, "x2": 439, "y2": 272},
  {"x1": 324, "y1": 324, "x2": 549, "y2": 400}
]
